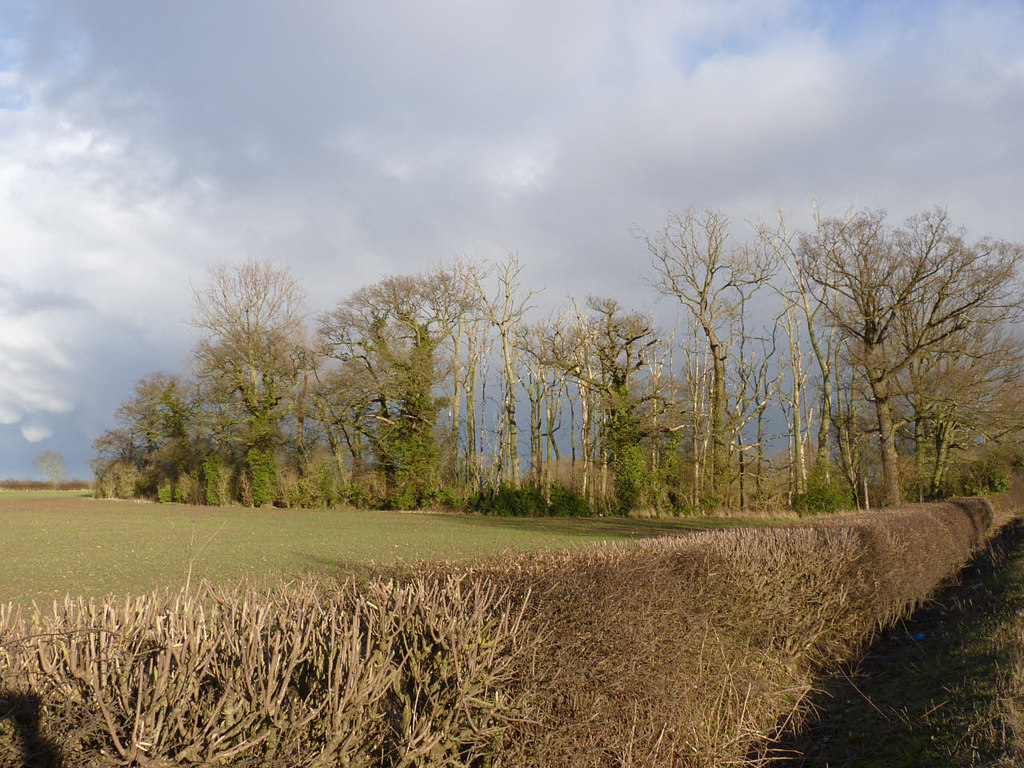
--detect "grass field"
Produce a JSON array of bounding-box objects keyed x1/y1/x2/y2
[{"x1": 0, "y1": 492, "x2": 770, "y2": 606}]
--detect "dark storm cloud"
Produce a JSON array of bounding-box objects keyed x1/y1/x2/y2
[
  {"x1": 1, "y1": 0, "x2": 1023, "y2": 476},
  {"x1": 0, "y1": 279, "x2": 91, "y2": 315}
]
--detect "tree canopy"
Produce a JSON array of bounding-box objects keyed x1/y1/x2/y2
[{"x1": 93, "y1": 206, "x2": 1024, "y2": 514}]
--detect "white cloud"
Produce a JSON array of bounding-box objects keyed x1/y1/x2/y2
[
  {"x1": 479, "y1": 139, "x2": 556, "y2": 195},
  {"x1": 20, "y1": 423, "x2": 53, "y2": 443},
  {"x1": 0, "y1": 309, "x2": 77, "y2": 420}
]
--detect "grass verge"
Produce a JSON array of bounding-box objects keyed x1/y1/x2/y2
[{"x1": 769, "y1": 516, "x2": 1024, "y2": 766}]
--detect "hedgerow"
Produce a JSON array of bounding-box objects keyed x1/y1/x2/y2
[{"x1": 0, "y1": 496, "x2": 1013, "y2": 766}]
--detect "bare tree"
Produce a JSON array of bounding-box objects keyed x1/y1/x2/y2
[
  {"x1": 192, "y1": 260, "x2": 308, "y2": 504},
  {"x1": 831, "y1": 348, "x2": 873, "y2": 509},
  {"x1": 802, "y1": 207, "x2": 1024, "y2": 506},
  {"x1": 900, "y1": 313, "x2": 1024, "y2": 497},
  {"x1": 728, "y1": 316, "x2": 778, "y2": 509},
  {"x1": 757, "y1": 207, "x2": 846, "y2": 469},
  {"x1": 644, "y1": 208, "x2": 772, "y2": 500},
  {"x1": 516, "y1": 319, "x2": 559, "y2": 487},
  {"x1": 550, "y1": 305, "x2": 602, "y2": 501},
  {"x1": 771, "y1": 302, "x2": 814, "y2": 500},
  {"x1": 423, "y1": 258, "x2": 488, "y2": 484},
  {"x1": 476, "y1": 253, "x2": 538, "y2": 488},
  {"x1": 36, "y1": 450, "x2": 67, "y2": 486}
]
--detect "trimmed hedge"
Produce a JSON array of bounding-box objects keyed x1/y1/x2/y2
[
  {"x1": 1, "y1": 579, "x2": 531, "y2": 767},
  {"x1": 493, "y1": 497, "x2": 1005, "y2": 765},
  {"x1": 0, "y1": 497, "x2": 1013, "y2": 766}
]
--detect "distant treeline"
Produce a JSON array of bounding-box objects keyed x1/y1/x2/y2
[
  {"x1": 0, "y1": 479, "x2": 93, "y2": 491},
  {"x1": 91, "y1": 205, "x2": 1024, "y2": 514}
]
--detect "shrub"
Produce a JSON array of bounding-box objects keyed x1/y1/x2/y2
[
  {"x1": 0, "y1": 578, "x2": 532, "y2": 767},
  {"x1": 390, "y1": 482, "x2": 421, "y2": 511},
  {"x1": 311, "y1": 458, "x2": 344, "y2": 507},
  {"x1": 174, "y1": 472, "x2": 199, "y2": 504},
  {"x1": 94, "y1": 461, "x2": 141, "y2": 500},
  {"x1": 964, "y1": 465, "x2": 1011, "y2": 496},
  {"x1": 278, "y1": 470, "x2": 327, "y2": 509},
  {"x1": 0, "y1": 497, "x2": 1007, "y2": 767},
  {"x1": 548, "y1": 484, "x2": 590, "y2": 517},
  {"x1": 470, "y1": 483, "x2": 592, "y2": 518},
  {"x1": 156, "y1": 481, "x2": 174, "y2": 503},
  {"x1": 473, "y1": 483, "x2": 548, "y2": 516},
  {"x1": 699, "y1": 491, "x2": 725, "y2": 513},
  {"x1": 489, "y1": 497, "x2": 1004, "y2": 766},
  {"x1": 792, "y1": 467, "x2": 851, "y2": 516},
  {"x1": 347, "y1": 473, "x2": 386, "y2": 509},
  {"x1": 246, "y1": 447, "x2": 276, "y2": 507},
  {"x1": 612, "y1": 443, "x2": 646, "y2": 513},
  {"x1": 429, "y1": 485, "x2": 463, "y2": 511},
  {"x1": 237, "y1": 470, "x2": 254, "y2": 507},
  {"x1": 202, "y1": 453, "x2": 228, "y2": 506}
]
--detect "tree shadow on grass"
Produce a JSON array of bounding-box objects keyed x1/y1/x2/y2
[
  {"x1": 0, "y1": 692, "x2": 63, "y2": 768},
  {"x1": 293, "y1": 515, "x2": 777, "y2": 581},
  {"x1": 448, "y1": 513, "x2": 769, "y2": 540},
  {"x1": 760, "y1": 519, "x2": 1024, "y2": 767}
]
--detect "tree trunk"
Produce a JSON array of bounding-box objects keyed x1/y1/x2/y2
[
  {"x1": 707, "y1": 330, "x2": 729, "y2": 500},
  {"x1": 806, "y1": 322, "x2": 832, "y2": 468},
  {"x1": 465, "y1": 360, "x2": 478, "y2": 488},
  {"x1": 581, "y1": 385, "x2": 593, "y2": 503},
  {"x1": 870, "y1": 375, "x2": 902, "y2": 507},
  {"x1": 502, "y1": 330, "x2": 519, "y2": 487},
  {"x1": 914, "y1": 414, "x2": 925, "y2": 502},
  {"x1": 528, "y1": 379, "x2": 542, "y2": 485},
  {"x1": 930, "y1": 421, "x2": 952, "y2": 499},
  {"x1": 449, "y1": 331, "x2": 462, "y2": 478}
]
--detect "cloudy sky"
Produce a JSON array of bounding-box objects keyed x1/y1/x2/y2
[{"x1": 1, "y1": 0, "x2": 1023, "y2": 478}]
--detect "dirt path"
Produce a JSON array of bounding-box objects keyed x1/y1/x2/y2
[{"x1": 768, "y1": 519, "x2": 1024, "y2": 767}]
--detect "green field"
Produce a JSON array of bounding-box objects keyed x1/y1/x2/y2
[{"x1": 0, "y1": 492, "x2": 768, "y2": 606}]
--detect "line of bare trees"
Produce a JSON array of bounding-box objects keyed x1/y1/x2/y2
[{"x1": 92, "y1": 205, "x2": 1024, "y2": 514}]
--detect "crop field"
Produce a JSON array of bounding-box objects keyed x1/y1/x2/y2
[{"x1": 0, "y1": 491, "x2": 768, "y2": 606}]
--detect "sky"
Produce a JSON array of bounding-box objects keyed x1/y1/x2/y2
[{"x1": 1, "y1": 0, "x2": 1023, "y2": 479}]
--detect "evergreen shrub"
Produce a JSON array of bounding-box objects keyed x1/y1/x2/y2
[
  {"x1": 471, "y1": 483, "x2": 591, "y2": 517},
  {"x1": 473, "y1": 483, "x2": 547, "y2": 516},
  {"x1": 156, "y1": 482, "x2": 173, "y2": 503},
  {"x1": 246, "y1": 447, "x2": 277, "y2": 507},
  {"x1": 202, "y1": 453, "x2": 226, "y2": 506},
  {"x1": 548, "y1": 484, "x2": 590, "y2": 517},
  {"x1": 792, "y1": 467, "x2": 851, "y2": 516}
]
